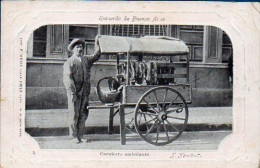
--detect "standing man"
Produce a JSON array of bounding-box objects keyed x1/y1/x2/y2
[{"x1": 63, "y1": 35, "x2": 101, "y2": 143}]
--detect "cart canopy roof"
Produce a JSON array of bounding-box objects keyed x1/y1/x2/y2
[{"x1": 98, "y1": 35, "x2": 189, "y2": 55}]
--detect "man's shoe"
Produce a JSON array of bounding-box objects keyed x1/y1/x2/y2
[
  {"x1": 72, "y1": 138, "x2": 79, "y2": 144},
  {"x1": 77, "y1": 137, "x2": 83, "y2": 144}
]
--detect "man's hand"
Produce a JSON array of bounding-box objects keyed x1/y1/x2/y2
[{"x1": 94, "y1": 34, "x2": 101, "y2": 56}]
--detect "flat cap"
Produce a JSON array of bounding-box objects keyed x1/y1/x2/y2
[{"x1": 67, "y1": 38, "x2": 85, "y2": 52}]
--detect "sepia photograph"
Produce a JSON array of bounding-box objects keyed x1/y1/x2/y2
[
  {"x1": 25, "y1": 24, "x2": 233, "y2": 150},
  {"x1": 1, "y1": 1, "x2": 260, "y2": 168}
]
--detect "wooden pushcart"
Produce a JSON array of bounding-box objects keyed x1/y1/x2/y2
[{"x1": 88, "y1": 35, "x2": 191, "y2": 146}]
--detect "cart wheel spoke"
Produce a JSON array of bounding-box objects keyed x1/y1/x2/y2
[
  {"x1": 165, "y1": 95, "x2": 179, "y2": 111},
  {"x1": 145, "y1": 120, "x2": 159, "y2": 136},
  {"x1": 143, "y1": 114, "x2": 149, "y2": 130},
  {"x1": 139, "y1": 109, "x2": 157, "y2": 120},
  {"x1": 162, "y1": 88, "x2": 168, "y2": 110},
  {"x1": 166, "y1": 106, "x2": 184, "y2": 114},
  {"x1": 138, "y1": 117, "x2": 157, "y2": 127},
  {"x1": 153, "y1": 91, "x2": 161, "y2": 111},
  {"x1": 135, "y1": 87, "x2": 189, "y2": 146},
  {"x1": 143, "y1": 98, "x2": 159, "y2": 113},
  {"x1": 167, "y1": 116, "x2": 185, "y2": 120},
  {"x1": 146, "y1": 109, "x2": 158, "y2": 115},
  {"x1": 163, "y1": 121, "x2": 169, "y2": 141},
  {"x1": 138, "y1": 113, "x2": 142, "y2": 125},
  {"x1": 165, "y1": 119, "x2": 179, "y2": 132},
  {"x1": 156, "y1": 122, "x2": 161, "y2": 144},
  {"x1": 137, "y1": 110, "x2": 157, "y2": 117}
]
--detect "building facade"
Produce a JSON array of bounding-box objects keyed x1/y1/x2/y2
[{"x1": 26, "y1": 24, "x2": 233, "y2": 109}]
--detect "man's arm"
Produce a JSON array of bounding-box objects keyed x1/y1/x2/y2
[
  {"x1": 63, "y1": 61, "x2": 76, "y2": 97},
  {"x1": 88, "y1": 35, "x2": 101, "y2": 64}
]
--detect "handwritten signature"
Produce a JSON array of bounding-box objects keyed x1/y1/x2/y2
[{"x1": 170, "y1": 153, "x2": 202, "y2": 159}]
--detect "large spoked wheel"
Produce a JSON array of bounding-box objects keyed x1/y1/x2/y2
[{"x1": 134, "y1": 86, "x2": 189, "y2": 146}]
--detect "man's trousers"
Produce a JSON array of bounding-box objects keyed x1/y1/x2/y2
[{"x1": 67, "y1": 93, "x2": 89, "y2": 138}]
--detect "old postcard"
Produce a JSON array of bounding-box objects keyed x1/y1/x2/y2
[{"x1": 1, "y1": 1, "x2": 259, "y2": 168}]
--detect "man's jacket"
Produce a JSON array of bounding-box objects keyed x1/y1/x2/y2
[{"x1": 63, "y1": 54, "x2": 101, "y2": 97}]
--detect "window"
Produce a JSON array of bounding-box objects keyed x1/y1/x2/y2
[
  {"x1": 29, "y1": 24, "x2": 231, "y2": 63},
  {"x1": 101, "y1": 25, "x2": 204, "y2": 62},
  {"x1": 30, "y1": 25, "x2": 99, "y2": 58},
  {"x1": 69, "y1": 25, "x2": 98, "y2": 56},
  {"x1": 33, "y1": 26, "x2": 47, "y2": 57},
  {"x1": 106, "y1": 25, "x2": 169, "y2": 37},
  {"x1": 222, "y1": 32, "x2": 232, "y2": 63},
  {"x1": 176, "y1": 25, "x2": 204, "y2": 62},
  {"x1": 102, "y1": 25, "x2": 170, "y2": 37}
]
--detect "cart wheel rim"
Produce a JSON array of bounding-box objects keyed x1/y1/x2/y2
[{"x1": 134, "y1": 86, "x2": 189, "y2": 146}]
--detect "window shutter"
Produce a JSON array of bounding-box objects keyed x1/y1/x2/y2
[
  {"x1": 46, "y1": 25, "x2": 69, "y2": 58},
  {"x1": 203, "y1": 26, "x2": 223, "y2": 63}
]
